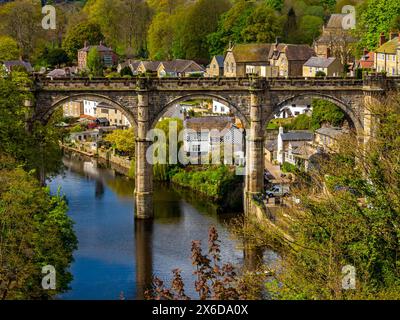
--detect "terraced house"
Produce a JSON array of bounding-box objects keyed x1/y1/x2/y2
[{"x1": 375, "y1": 32, "x2": 400, "y2": 76}]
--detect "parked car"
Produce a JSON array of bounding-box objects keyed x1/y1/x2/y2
[{"x1": 265, "y1": 185, "x2": 290, "y2": 197}]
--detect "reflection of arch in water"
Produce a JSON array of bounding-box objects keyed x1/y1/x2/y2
[{"x1": 41, "y1": 93, "x2": 137, "y2": 128}]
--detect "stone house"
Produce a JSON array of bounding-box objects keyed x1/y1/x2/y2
[
  {"x1": 354, "y1": 49, "x2": 375, "y2": 72},
  {"x1": 183, "y1": 116, "x2": 245, "y2": 165},
  {"x1": 63, "y1": 100, "x2": 83, "y2": 118},
  {"x1": 137, "y1": 61, "x2": 161, "y2": 75},
  {"x1": 95, "y1": 102, "x2": 131, "y2": 128},
  {"x1": 78, "y1": 41, "x2": 118, "y2": 70},
  {"x1": 206, "y1": 55, "x2": 224, "y2": 77},
  {"x1": 303, "y1": 57, "x2": 343, "y2": 77},
  {"x1": 313, "y1": 127, "x2": 348, "y2": 153},
  {"x1": 269, "y1": 42, "x2": 316, "y2": 77},
  {"x1": 157, "y1": 59, "x2": 205, "y2": 77},
  {"x1": 375, "y1": 32, "x2": 400, "y2": 76},
  {"x1": 223, "y1": 43, "x2": 273, "y2": 77},
  {"x1": 117, "y1": 59, "x2": 141, "y2": 75}
]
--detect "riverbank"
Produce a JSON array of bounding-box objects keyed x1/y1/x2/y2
[{"x1": 63, "y1": 144, "x2": 244, "y2": 212}]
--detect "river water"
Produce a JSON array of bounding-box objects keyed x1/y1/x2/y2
[{"x1": 49, "y1": 153, "x2": 276, "y2": 300}]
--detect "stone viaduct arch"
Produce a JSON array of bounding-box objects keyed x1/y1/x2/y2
[{"x1": 30, "y1": 75, "x2": 398, "y2": 219}]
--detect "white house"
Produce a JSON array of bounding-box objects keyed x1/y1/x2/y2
[
  {"x1": 277, "y1": 127, "x2": 314, "y2": 165},
  {"x1": 83, "y1": 100, "x2": 99, "y2": 117},
  {"x1": 212, "y1": 101, "x2": 230, "y2": 115},
  {"x1": 183, "y1": 116, "x2": 245, "y2": 165}
]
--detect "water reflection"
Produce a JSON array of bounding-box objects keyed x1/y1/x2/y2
[{"x1": 49, "y1": 152, "x2": 276, "y2": 300}]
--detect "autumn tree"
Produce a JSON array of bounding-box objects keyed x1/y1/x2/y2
[
  {"x1": 148, "y1": 12, "x2": 175, "y2": 60},
  {"x1": 104, "y1": 128, "x2": 135, "y2": 157}
]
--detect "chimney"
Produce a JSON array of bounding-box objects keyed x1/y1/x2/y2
[
  {"x1": 363, "y1": 48, "x2": 369, "y2": 56},
  {"x1": 99, "y1": 40, "x2": 103, "y2": 46},
  {"x1": 379, "y1": 32, "x2": 386, "y2": 46},
  {"x1": 326, "y1": 47, "x2": 331, "y2": 58},
  {"x1": 84, "y1": 40, "x2": 88, "y2": 48},
  {"x1": 390, "y1": 31, "x2": 397, "y2": 40}
]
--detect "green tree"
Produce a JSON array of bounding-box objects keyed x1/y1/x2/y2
[
  {"x1": 148, "y1": 12, "x2": 175, "y2": 60},
  {"x1": 241, "y1": 5, "x2": 284, "y2": 43},
  {"x1": 311, "y1": 99, "x2": 346, "y2": 130},
  {"x1": 296, "y1": 15, "x2": 324, "y2": 44},
  {"x1": 263, "y1": 96, "x2": 400, "y2": 299},
  {"x1": 104, "y1": 128, "x2": 135, "y2": 157},
  {"x1": 356, "y1": 0, "x2": 400, "y2": 50},
  {"x1": 62, "y1": 21, "x2": 105, "y2": 60},
  {"x1": 38, "y1": 47, "x2": 70, "y2": 68},
  {"x1": 87, "y1": 47, "x2": 103, "y2": 76},
  {"x1": 173, "y1": 0, "x2": 231, "y2": 60},
  {"x1": 0, "y1": 36, "x2": 19, "y2": 61}
]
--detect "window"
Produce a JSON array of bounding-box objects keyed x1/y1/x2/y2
[
  {"x1": 221, "y1": 106, "x2": 225, "y2": 112},
  {"x1": 192, "y1": 145, "x2": 200, "y2": 152}
]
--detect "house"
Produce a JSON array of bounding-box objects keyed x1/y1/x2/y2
[
  {"x1": 224, "y1": 43, "x2": 273, "y2": 77},
  {"x1": 375, "y1": 32, "x2": 400, "y2": 76},
  {"x1": 96, "y1": 117, "x2": 110, "y2": 127},
  {"x1": 269, "y1": 41, "x2": 316, "y2": 77},
  {"x1": 157, "y1": 59, "x2": 205, "y2": 78},
  {"x1": 137, "y1": 61, "x2": 161, "y2": 75},
  {"x1": 354, "y1": 49, "x2": 375, "y2": 72},
  {"x1": 78, "y1": 41, "x2": 118, "y2": 70},
  {"x1": 83, "y1": 100, "x2": 98, "y2": 117},
  {"x1": 47, "y1": 67, "x2": 77, "y2": 79},
  {"x1": 95, "y1": 102, "x2": 131, "y2": 128},
  {"x1": 206, "y1": 55, "x2": 224, "y2": 77},
  {"x1": 303, "y1": 57, "x2": 343, "y2": 77},
  {"x1": 277, "y1": 127, "x2": 314, "y2": 165},
  {"x1": 314, "y1": 127, "x2": 348, "y2": 152},
  {"x1": 212, "y1": 101, "x2": 230, "y2": 115},
  {"x1": 69, "y1": 129, "x2": 102, "y2": 143},
  {"x1": 117, "y1": 59, "x2": 141, "y2": 75},
  {"x1": 183, "y1": 116, "x2": 245, "y2": 165},
  {"x1": 3, "y1": 60, "x2": 33, "y2": 73},
  {"x1": 275, "y1": 101, "x2": 312, "y2": 119},
  {"x1": 63, "y1": 100, "x2": 83, "y2": 118},
  {"x1": 314, "y1": 14, "x2": 357, "y2": 62}
]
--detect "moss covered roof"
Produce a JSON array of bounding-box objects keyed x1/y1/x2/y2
[
  {"x1": 231, "y1": 44, "x2": 272, "y2": 63},
  {"x1": 376, "y1": 37, "x2": 399, "y2": 54}
]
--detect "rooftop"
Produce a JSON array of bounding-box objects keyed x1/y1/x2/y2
[
  {"x1": 269, "y1": 44, "x2": 315, "y2": 61},
  {"x1": 185, "y1": 116, "x2": 234, "y2": 132},
  {"x1": 316, "y1": 127, "x2": 348, "y2": 138},
  {"x1": 160, "y1": 59, "x2": 204, "y2": 73},
  {"x1": 230, "y1": 43, "x2": 272, "y2": 63},
  {"x1": 376, "y1": 37, "x2": 399, "y2": 54},
  {"x1": 280, "y1": 130, "x2": 314, "y2": 142}
]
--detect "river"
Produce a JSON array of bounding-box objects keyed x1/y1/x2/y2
[{"x1": 49, "y1": 153, "x2": 277, "y2": 300}]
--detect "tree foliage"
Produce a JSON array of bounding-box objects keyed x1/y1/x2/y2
[
  {"x1": 104, "y1": 128, "x2": 135, "y2": 157},
  {"x1": 62, "y1": 21, "x2": 105, "y2": 60},
  {"x1": 0, "y1": 154, "x2": 77, "y2": 300},
  {"x1": 0, "y1": 36, "x2": 19, "y2": 61}
]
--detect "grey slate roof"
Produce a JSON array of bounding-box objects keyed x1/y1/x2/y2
[
  {"x1": 3, "y1": 60, "x2": 33, "y2": 72},
  {"x1": 215, "y1": 55, "x2": 224, "y2": 67},
  {"x1": 304, "y1": 57, "x2": 336, "y2": 68},
  {"x1": 281, "y1": 131, "x2": 314, "y2": 141}
]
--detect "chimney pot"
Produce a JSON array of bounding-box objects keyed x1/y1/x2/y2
[{"x1": 390, "y1": 31, "x2": 397, "y2": 40}]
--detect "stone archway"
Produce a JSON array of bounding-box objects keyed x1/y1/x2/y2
[
  {"x1": 151, "y1": 93, "x2": 250, "y2": 130},
  {"x1": 270, "y1": 93, "x2": 363, "y2": 134}
]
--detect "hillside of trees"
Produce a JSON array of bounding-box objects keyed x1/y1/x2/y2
[{"x1": 0, "y1": 0, "x2": 399, "y2": 67}]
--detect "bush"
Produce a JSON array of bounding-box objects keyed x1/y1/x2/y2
[{"x1": 281, "y1": 162, "x2": 298, "y2": 173}]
